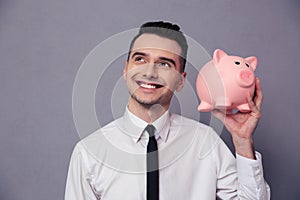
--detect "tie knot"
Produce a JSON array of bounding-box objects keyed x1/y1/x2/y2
[{"x1": 145, "y1": 124, "x2": 156, "y2": 137}]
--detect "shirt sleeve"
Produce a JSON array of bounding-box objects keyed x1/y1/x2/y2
[
  {"x1": 215, "y1": 135, "x2": 271, "y2": 200},
  {"x1": 235, "y1": 152, "x2": 271, "y2": 200},
  {"x1": 64, "y1": 143, "x2": 100, "y2": 200}
]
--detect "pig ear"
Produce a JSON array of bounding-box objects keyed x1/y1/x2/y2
[
  {"x1": 213, "y1": 49, "x2": 228, "y2": 64},
  {"x1": 245, "y1": 56, "x2": 258, "y2": 71}
]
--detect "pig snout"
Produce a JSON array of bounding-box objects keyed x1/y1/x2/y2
[{"x1": 237, "y1": 69, "x2": 255, "y2": 87}]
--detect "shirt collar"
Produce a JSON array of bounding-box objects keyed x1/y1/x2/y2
[{"x1": 122, "y1": 106, "x2": 171, "y2": 143}]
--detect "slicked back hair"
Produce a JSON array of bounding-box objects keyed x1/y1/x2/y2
[{"x1": 127, "y1": 21, "x2": 188, "y2": 72}]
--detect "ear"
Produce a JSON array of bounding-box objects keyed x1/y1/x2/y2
[
  {"x1": 213, "y1": 49, "x2": 228, "y2": 64},
  {"x1": 123, "y1": 61, "x2": 128, "y2": 80},
  {"x1": 245, "y1": 56, "x2": 258, "y2": 71},
  {"x1": 176, "y1": 72, "x2": 187, "y2": 92}
]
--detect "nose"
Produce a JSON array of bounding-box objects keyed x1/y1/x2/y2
[
  {"x1": 143, "y1": 63, "x2": 158, "y2": 79},
  {"x1": 237, "y1": 69, "x2": 255, "y2": 87}
]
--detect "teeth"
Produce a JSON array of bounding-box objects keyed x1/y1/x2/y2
[{"x1": 140, "y1": 83, "x2": 156, "y2": 89}]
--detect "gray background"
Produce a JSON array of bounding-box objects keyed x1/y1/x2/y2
[{"x1": 0, "y1": 0, "x2": 299, "y2": 199}]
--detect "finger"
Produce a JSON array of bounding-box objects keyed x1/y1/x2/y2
[
  {"x1": 247, "y1": 91, "x2": 258, "y2": 110},
  {"x1": 249, "y1": 111, "x2": 261, "y2": 119},
  {"x1": 247, "y1": 92, "x2": 261, "y2": 119},
  {"x1": 212, "y1": 109, "x2": 226, "y2": 121},
  {"x1": 254, "y1": 77, "x2": 263, "y2": 110}
]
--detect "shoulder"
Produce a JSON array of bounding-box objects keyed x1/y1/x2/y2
[
  {"x1": 73, "y1": 118, "x2": 122, "y2": 162},
  {"x1": 169, "y1": 113, "x2": 227, "y2": 159},
  {"x1": 169, "y1": 113, "x2": 216, "y2": 134},
  {"x1": 80, "y1": 118, "x2": 121, "y2": 144}
]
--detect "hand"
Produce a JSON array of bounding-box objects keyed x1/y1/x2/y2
[{"x1": 212, "y1": 77, "x2": 263, "y2": 159}]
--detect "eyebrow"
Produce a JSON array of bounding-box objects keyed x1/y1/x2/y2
[
  {"x1": 131, "y1": 52, "x2": 147, "y2": 59},
  {"x1": 131, "y1": 52, "x2": 177, "y2": 67},
  {"x1": 158, "y1": 57, "x2": 176, "y2": 67}
]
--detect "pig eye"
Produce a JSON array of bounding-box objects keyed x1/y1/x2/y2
[
  {"x1": 245, "y1": 63, "x2": 250, "y2": 68},
  {"x1": 235, "y1": 61, "x2": 240, "y2": 65}
]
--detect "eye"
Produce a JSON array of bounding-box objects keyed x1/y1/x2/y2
[
  {"x1": 157, "y1": 62, "x2": 170, "y2": 68},
  {"x1": 134, "y1": 56, "x2": 146, "y2": 63},
  {"x1": 245, "y1": 63, "x2": 250, "y2": 68},
  {"x1": 235, "y1": 61, "x2": 240, "y2": 65}
]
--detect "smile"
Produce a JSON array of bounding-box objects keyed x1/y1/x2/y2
[{"x1": 136, "y1": 81, "x2": 163, "y2": 89}]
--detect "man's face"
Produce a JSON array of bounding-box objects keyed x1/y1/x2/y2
[{"x1": 124, "y1": 33, "x2": 186, "y2": 109}]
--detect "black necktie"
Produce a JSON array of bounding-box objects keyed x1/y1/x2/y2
[{"x1": 146, "y1": 124, "x2": 159, "y2": 200}]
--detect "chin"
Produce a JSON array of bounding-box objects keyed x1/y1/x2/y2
[
  {"x1": 136, "y1": 98, "x2": 159, "y2": 106},
  {"x1": 130, "y1": 94, "x2": 156, "y2": 105}
]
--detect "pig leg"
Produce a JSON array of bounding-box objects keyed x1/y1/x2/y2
[
  {"x1": 215, "y1": 97, "x2": 231, "y2": 108},
  {"x1": 198, "y1": 101, "x2": 213, "y2": 112},
  {"x1": 237, "y1": 103, "x2": 251, "y2": 112}
]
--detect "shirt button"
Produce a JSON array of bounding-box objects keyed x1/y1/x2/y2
[{"x1": 255, "y1": 175, "x2": 260, "y2": 181}]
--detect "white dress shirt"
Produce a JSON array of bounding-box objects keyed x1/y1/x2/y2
[{"x1": 65, "y1": 108, "x2": 270, "y2": 200}]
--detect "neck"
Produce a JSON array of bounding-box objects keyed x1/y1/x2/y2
[{"x1": 128, "y1": 99, "x2": 168, "y2": 123}]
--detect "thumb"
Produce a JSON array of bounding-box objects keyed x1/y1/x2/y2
[{"x1": 212, "y1": 110, "x2": 226, "y2": 122}]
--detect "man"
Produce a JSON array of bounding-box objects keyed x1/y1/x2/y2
[{"x1": 65, "y1": 21, "x2": 270, "y2": 199}]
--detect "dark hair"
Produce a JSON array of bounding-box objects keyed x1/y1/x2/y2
[{"x1": 127, "y1": 21, "x2": 188, "y2": 72}]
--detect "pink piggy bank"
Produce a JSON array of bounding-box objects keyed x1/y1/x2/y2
[{"x1": 196, "y1": 49, "x2": 258, "y2": 113}]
